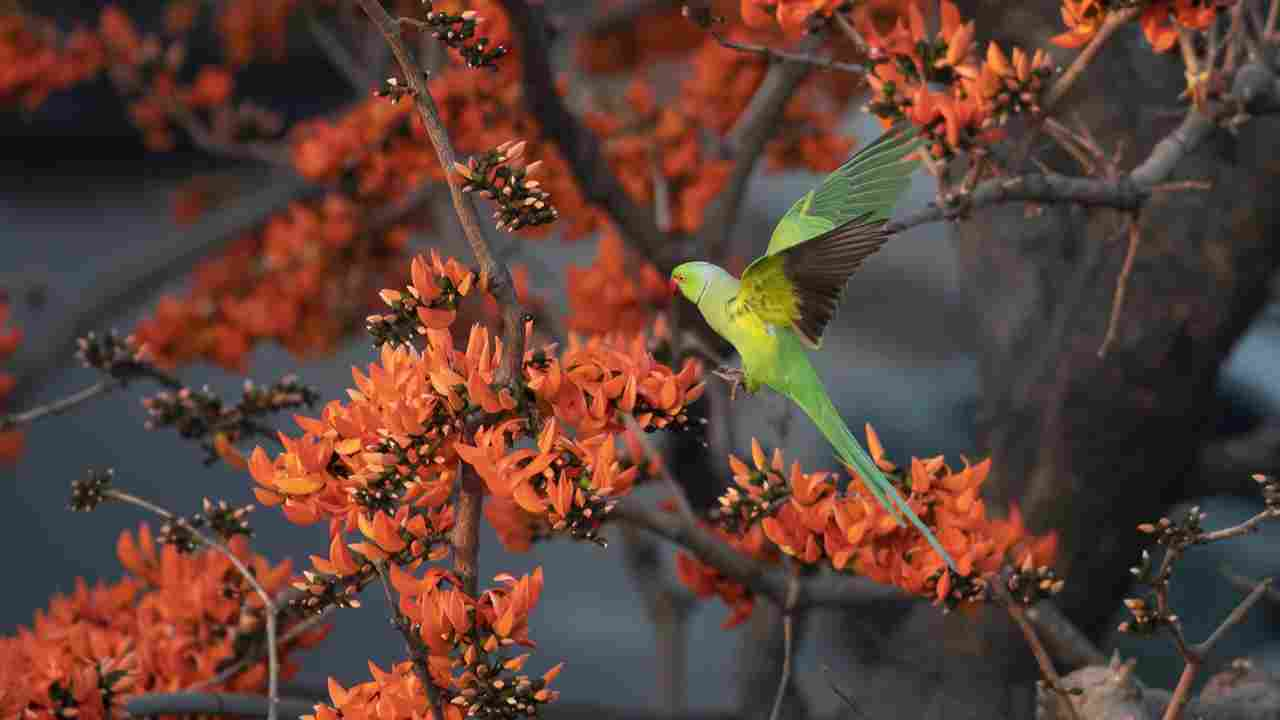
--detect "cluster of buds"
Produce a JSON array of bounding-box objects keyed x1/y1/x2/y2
[
  {"x1": 450, "y1": 659, "x2": 562, "y2": 720},
  {"x1": 374, "y1": 75, "x2": 419, "y2": 104},
  {"x1": 710, "y1": 462, "x2": 796, "y2": 535},
  {"x1": 291, "y1": 564, "x2": 376, "y2": 615},
  {"x1": 973, "y1": 44, "x2": 1055, "y2": 122},
  {"x1": 1253, "y1": 473, "x2": 1280, "y2": 512},
  {"x1": 159, "y1": 498, "x2": 255, "y2": 552},
  {"x1": 68, "y1": 467, "x2": 113, "y2": 512},
  {"x1": 76, "y1": 331, "x2": 149, "y2": 380},
  {"x1": 1118, "y1": 594, "x2": 1168, "y2": 635},
  {"x1": 1003, "y1": 553, "x2": 1066, "y2": 605},
  {"x1": 1136, "y1": 505, "x2": 1207, "y2": 551},
  {"x1": 415, "y1": 3, "x2": 508, "y2": 69},
  {"x1": 368, "y1": 252, "x2": 477, "y2": 345},
  {"x1": 937, "y1": 570, "x2": 989, "y2": 612},
  {"x1": 456, "y1": 140, "x2": 559, "y2": 232},
  {"x1": 239, "y1": 374, "x2": 319, "y2": 416},
  {"x1": 143, "y1": 377, "x2": 310, "y2": 466}
]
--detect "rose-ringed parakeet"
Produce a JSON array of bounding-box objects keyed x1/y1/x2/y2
[{"x1": 670, "y1": 124, "x2": 960, "y2": 573}]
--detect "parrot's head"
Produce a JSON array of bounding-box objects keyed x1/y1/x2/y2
[{"x1": 669, "y1": 262, "x2": 715, "y2": 305}]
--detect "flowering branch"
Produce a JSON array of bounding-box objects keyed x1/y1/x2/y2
[
  {"x1": 355, "y1": 0, "x2": 526, "y2": 382},
  {"x1": 611, "y1": 501, "x2": 899, "y2": 610},
  {"x1": 72, "y1": 477, "x2": 282, "y2": 720},
  {"x1": 374, "y1": 563, "x2": 444, "y2": 718}
]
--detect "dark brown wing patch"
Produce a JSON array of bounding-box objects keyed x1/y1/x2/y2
[{"x1": 780, "y1": 211, "x2": 893, "y2": 348}]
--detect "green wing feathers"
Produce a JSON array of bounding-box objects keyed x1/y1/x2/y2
[
  {"x1": 768, "y1": 123, "x2": 924, "y2": 256},
  {"x1": 784, "y1": 375, "x2": 961, "y2": 574},
  {"x1": 737, "y1": 213, "x2": 893, "y2": 349}
]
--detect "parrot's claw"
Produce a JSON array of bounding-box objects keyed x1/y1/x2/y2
[{"x1": 713, "y1": 366, "x2": 750, "y2": 401}]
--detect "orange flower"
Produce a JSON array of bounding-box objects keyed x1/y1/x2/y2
[
  {"x1": 1052, "y1": 0, "x2": 1106, "y2": 48},
  {"x1": 690, "y1": 430, "x2": 1059, "y2": 621},
  {"x1": 2, "y1": 525, "x2": 326, "y2": 720}
]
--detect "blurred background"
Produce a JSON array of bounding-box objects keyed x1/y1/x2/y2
[{"x1": 4, "y1": 1, "x2": 1280, "y2": 717}]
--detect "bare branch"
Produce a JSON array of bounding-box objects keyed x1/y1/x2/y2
[
  {"x1": 611, "y1": 501, "x2": 902, "y2": 610},
  {"x1": 708, "y1": 31, "x2": 866, "y2": 76},
  {"x1": 995, "y1": 581, "x2": 1082, "y2": 720},
  {"x1": 104, "y1": 488, "x2": 281, "y2": 720},
  {"x1": 700, "y1": 49, "x2": 814, "y2": 259},
  {"x1": 124, "y1": 693, "x2": 316, "y2": 718},
  {"x1": 497, "y1": 0, "x2": 668, "y2": 260},
  {"x1": 188, "y1": 606, "x2": 332, "y2": 692},
  {"x1": 1025, "y1": 601, "x2": 1108, "y2": 669},
  {"x1": 0, "y1": 379, "x2": 116, "y2": 430},
  {"x1": 1098, "y1": 216, "x2": 1142, "y2": 358},
  {"x1": 767, "y1": 574, "x2": 801, "y2": 720}
]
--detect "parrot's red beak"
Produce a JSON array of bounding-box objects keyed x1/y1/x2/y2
[{"x1": 668, "y1": 277, "x2": 680, "y2": 296}]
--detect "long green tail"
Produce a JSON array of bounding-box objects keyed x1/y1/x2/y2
[{"x1": 785, "y1": 377, "x2": 960, "y2": 574}]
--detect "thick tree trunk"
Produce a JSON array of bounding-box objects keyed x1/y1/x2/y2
[
  {"x1": 829, "y1": 4, "x2": 1280, "y2": 718},
  {"x1": 956, "y1": 0, "x2": 1280, "y2": 639}
]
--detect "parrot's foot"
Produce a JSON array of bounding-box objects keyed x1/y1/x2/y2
[{"x1": 712, "y1": 366, "x2": 750, "y2": 401}]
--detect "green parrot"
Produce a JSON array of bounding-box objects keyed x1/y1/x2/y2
[{"x1": 670, "y1": 124, "x2": 960, "y2": 574}]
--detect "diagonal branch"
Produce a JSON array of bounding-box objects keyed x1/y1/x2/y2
[
  {"x1": 498, "y1": 0, "x2": 669, "y2": 261},
  {"x1": 354, "y1": 0, "x2": 526, "y2": 383},
  {"x1": 699, "y1": 52, "x2": 814, "y2": 260},
  {"x1": 612, "y1": 501, "x2": 902, "y2": 611}
]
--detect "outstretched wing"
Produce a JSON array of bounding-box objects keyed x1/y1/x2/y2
[
  {"x1": 731, "y1": 213, "x2": 892, "y2": 349},
  {"x1": 767, "y1": 123, "x2": 923, "y2": 256}
]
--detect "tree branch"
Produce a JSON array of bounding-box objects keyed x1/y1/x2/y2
[
  {"x1": 354, "y1": 0, "x2": 525, "y2": 383},
  {"x1": 105, "y1": 488, "x2": 281, "y2": 720},
  {"x1": 612, "y1": 501, "x2": 902, "y2": 610},
  {"x1": 699, "y1": 51, "x2": 813, "y2": 260},
  {"x1": 889, "y1": 60, "x2": 1279, "y2": 235},
  {"x1": 498, "y1": 0, "x2": 669, "y2": 261},
  {"x1": 124, "y1": 693, "x2": 315, "y2": 718},
  {"x1": 767, "y1": 574, "x2": 801, "y2": 720}
]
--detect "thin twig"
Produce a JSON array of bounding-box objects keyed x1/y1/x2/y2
[
  {"x1": 709, "y1": 31, "x2": 866, "y2": 75},
  {"x1": 995, "y1": 580, "x2": 1082, "y2": 720},
  {"x1": 1163, "y1": 578, "x2": 1273, "y2": 720},
  {"x1": 105, "y1": 488, "x2": 280, "y2": 720},
  {"x1": 1044, "y1": 7, "x2": 1142, "y2": 112},
  {"x1": 0, "y1": 379, "x2": 117, "y2": 430},
  {"x1": 819, "y1": 665, "x2": 869, "y2": 720},
  {"x1": 767, "y1": 573, "x2": 801, "y2": 720},
  {"x1": 1098, "y1": 216, "x2": 1142, "y2": 358}
]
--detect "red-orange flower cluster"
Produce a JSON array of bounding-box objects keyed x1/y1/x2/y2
[
  {"x1": 303, "y1": 569, "x2": 562, "y2": 720},
  {"x1": 565, "y1": 229, "x2": 670, "y2": 335},
  {"x1": 0, "y1": 299, "x2": 22, "y2": 462},
  {"x1": 134, "y1": 195, "x2": 409, "y2": 371},
  {"x1": 0, "y1": 525, "x2": 327, "y2": 720},
  {"x1": 1053, "y1": 0, "x2": 1230, "y2": 53},
  {"x1": 676, "y1": 429, "x2": 1058, "y2": 621}
]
